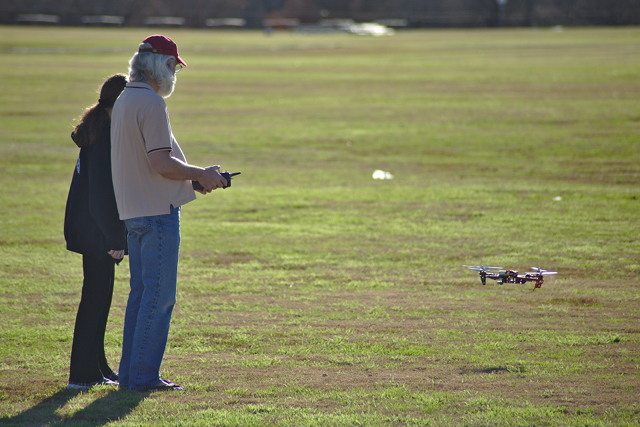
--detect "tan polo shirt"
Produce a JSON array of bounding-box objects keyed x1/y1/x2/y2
[{"x1": 111, "y1": 82, "x2": 196, "y2": 220}]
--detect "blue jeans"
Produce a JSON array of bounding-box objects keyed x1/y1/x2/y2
[{"x1": 119, "y1": 206, "x2": 180, "y2": 390}]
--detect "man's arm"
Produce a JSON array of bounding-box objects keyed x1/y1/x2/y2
[{"x1": 148, "y1": 150, "x2": 227, "y2": 193}]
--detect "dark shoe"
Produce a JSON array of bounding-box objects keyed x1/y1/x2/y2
[
  {"x1": 104, "y1": 370, "x2": 119, "y2": 382},
  {"x1": 67, "y1": 378, "x2": 118, "y2": 390},
  {"x1": 145, "y1": 378, "x2": 184, "y2": 391}
]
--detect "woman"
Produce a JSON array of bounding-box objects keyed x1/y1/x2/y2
[{"x1": 64, "y1": 74, "x2": 127, "y2": 390}]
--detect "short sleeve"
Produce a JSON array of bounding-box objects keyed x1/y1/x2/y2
[{"x1": 140, "y1": 98, "x2": 173, "y2": 154}]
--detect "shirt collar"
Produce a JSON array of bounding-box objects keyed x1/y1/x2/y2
[{"x1": 126, "y1": 81, "x2": 153, "y2": 91}]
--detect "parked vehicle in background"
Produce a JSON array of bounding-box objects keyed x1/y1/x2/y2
[{"x1": 343, "y1": 22, "x2": 395, "y2": 36}]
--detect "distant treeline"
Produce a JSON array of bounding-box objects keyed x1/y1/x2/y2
[{"x1": 2, "y1": 0, "x2": 639, "y2": 27}]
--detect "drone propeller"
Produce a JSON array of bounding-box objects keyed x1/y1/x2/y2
[
  {"x1": 528, "y1": 267, "x2": 558, "y2": 275},
  {"x1": 464, "y1": 265, "x2": 502, "y2": 272}
]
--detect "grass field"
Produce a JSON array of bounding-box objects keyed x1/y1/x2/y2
[{"x1": 0, "y1": 25, "x2": 639, "y2": 425}]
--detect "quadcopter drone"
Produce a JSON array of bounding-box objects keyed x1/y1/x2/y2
[{"x1": 464, "y1": 265, "x2": 557, "y2": 289}]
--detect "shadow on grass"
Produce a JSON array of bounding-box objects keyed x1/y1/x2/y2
[{"x1": 1, "y1": 388, "x2": 149, "y2": 426}]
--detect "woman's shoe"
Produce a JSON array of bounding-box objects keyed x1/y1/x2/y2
[{"x1": 104, "y1": 370, "x2": 119, "y2": 382}]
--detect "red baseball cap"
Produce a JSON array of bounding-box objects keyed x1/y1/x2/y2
[{"x1": 139, "y1": 35, "x2": 187, "y2": 67}]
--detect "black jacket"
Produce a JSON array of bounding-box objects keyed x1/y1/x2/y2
[{"x1": 64, "y1": 125, "x2": 127, "y2": 257}]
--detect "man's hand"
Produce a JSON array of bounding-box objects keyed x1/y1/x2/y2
[
  {"x1": 147, "y1": 151, "x2": 227, "y2": 193},
  {"x1": 194, "y1": 166, "x2": 228, "y2": 194}
]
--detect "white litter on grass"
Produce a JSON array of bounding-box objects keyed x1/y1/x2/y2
[
  {"x1": 553, "y1": 196, "x2": 563, "y2": 201},
  {"x1": 372, "y1": 170, "x2": 394, "y2": 180}
]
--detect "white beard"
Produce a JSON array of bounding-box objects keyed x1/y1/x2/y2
[{"x1": 157, "y1": 75, "x2": 176, "y2": 98}]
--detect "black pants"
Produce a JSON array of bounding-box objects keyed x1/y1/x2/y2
[{"x1": 69, "y1": 252, "x2": 118, "y2": 383}]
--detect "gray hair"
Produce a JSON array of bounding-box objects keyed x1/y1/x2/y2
[{"x1": 128, "y1": 43, "x2": 175, "y2": 84}]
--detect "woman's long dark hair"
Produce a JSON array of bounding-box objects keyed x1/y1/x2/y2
[{"x1": 72, "y1": 74, "x2": 127, "y2": 148}]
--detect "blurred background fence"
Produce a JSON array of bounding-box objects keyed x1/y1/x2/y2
[{"x1": 3, "y1": 0, "x2": 639, "y2": 29}]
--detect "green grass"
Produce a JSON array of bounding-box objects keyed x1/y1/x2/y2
[{"x1": 1, "y1": 25, "x2": 639, "y2": 425}]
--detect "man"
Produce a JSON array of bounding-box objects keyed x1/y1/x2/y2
[{"x1": 111, "y1": 35, "x2": 227, "y2": 391}]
